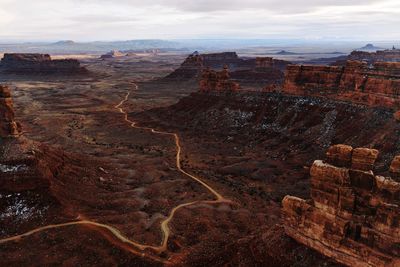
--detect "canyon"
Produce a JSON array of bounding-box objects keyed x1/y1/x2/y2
[{"x1": 1, "y1": 49, "x2": 400, "y2": 266}]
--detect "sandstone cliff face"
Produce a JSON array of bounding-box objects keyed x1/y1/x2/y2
[
  {"x1": 283, "y1": 61, "x2": 400, "y2": 109},
  {"x1": 0, "y1": 53, "x2": 87, "y2": 74},
  {"x1": 282, "y1": 145, "x2": 400, "y2": 267},
  {"x1": 164, "y1": 52, "x2": 288, "y2": 88},
  {"x1": 199, "y1": 66, "x2": 240, "y2": 92},
  {"x1": 0, "y1": 85, "x2": 20, "y2": 137},
  {"x1": 348, "y1": 49, "x2": 400, "y2": 64}
]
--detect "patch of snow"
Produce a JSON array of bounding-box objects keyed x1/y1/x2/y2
[
  {"x1": 0, "y1": 194, "x2": 49, "y2": 223},
  {"x1": 0, "y1": 164, "x2": 28, "y2": 173}
]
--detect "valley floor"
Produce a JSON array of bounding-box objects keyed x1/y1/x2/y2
[{"x1": 0, "y1": 56, "x2": 358, "y2": 266}]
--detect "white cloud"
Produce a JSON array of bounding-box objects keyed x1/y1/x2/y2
[{"x1": 0, "y1": 0, "x2": 398, "y2": 41}]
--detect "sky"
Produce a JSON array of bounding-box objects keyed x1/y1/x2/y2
[{"x1": 0, "y1": 0, "x2": 399, "y2": 41}]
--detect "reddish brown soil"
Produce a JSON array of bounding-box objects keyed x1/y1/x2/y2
[{"x1": 2, "y1": 56, "x2": 390, "y2": 265}]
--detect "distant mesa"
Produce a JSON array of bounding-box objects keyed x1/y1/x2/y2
[
  {"x1": 51, "y1": 40, "x2": 76, "y2": 46},
  {"x1": 0, "y1": 53, "x2": 88, "y2": 75},
  {"x1": 165, "y1": 51, "x2": 290, "y2": 89},
  {"x1": 100, "y1": 50, "x2": 126, "y2": 59},
  {"x1": 275, "y1": 50, "x2": 298, "y2": 55},
  {"x1": 358, "y1": 43, "x2": 383, "y2": 51},
  {"x1": 310, "y1": 48, "x2": 400, "y2": 65},
  {"x1": 347, "y1": 49, "x2": 400, "y2": 64}
]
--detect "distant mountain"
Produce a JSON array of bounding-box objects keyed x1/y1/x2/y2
[
  {"x1": 52, "y1": 40, "x2": 76, "y2": 46},
  {"x1": 276, "y1": 50, "x2": 298, "y2": 55},
  {"x1": 0, "y1": 39, "x2": 187, "y2": 54},
  {"x1": 358, "y1": 43, "x2": 383, "y2": 51}
]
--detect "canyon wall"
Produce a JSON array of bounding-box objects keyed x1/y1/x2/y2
[
  {"x1": 282, "y1": 61, "x2": 400, "y2": 109},
  {"x1": 330, "y1": 49, "x2": 400, "y2": 66},
  {"x1": 164, "y1": 52, "x2": 288, "y2": 88},
  {"x1": 282, "y1": 145, "x2": 400, "y2": 267},
  {"x1": 0, "y1": 85, "x2": 20, "y2": 137},
  {"x1": 347, "y1": 49, "x2": 400, "y2": 64},
  {"x1": 0, "y1": 53, "x2": 87, "y2": 74}
]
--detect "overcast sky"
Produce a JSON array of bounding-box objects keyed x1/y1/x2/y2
[{"x1": 0, "y1": 0, "x2": 399, "y2": 41}]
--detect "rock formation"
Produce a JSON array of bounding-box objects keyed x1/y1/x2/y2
[
  {"x1": 282, "y1": 144, "x2": 400, "y2": 267},
  {"x1": 0, "y1": 85, "x2": 20, "y2": 137},
  {"x1": 0, "y1": 53, "x2": 87, "y2": 74},
  {"x1": 283, "y1": 61, "x2": 400, "y2": 109},
  {"x1": 164, "y1": 52, "x2": 289, "y2": 89},
  {"x1": 330, "y1": 49, "x2": 400, "y2": 66},
  {"x1": 348, "y1": 49, "x2": 400, "y2": 63},
  {"x1": 100, "y1": 50, "x2": 126, "y2": 59},
  {"x1": 199, "y1": 66, "x2": 240, "y2": 92}
]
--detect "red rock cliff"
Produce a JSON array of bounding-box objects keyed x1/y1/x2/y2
[
  {"x1": 0, "y1": 85, "x2": 20, "y2": 137},
  {"x1": 164, "y1": 52, "x2": 289, "y2": 88},
  {"x1": 348, "y1": 49, "x2": 400, "y2": 64},
  {"x1": 282, "y1": 144, "x2": 400, "y2": 267},
  {"x1": 283, "y1": 61, "x2": 400, "y2": 109},
  {"x1": 199, "y1": 66, "x2": 240, "y2": 92}
]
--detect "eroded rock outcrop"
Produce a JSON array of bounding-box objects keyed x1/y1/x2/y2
[
  {"x1": 347, "y1": 49, "x2": 400, "y2": 64},
  {"x1": 283, "y1": 61, "x2": 400, "y2": 109},
  {"x1": 0, "y1": 85, "x2": 20, "y2": 137},
  {"x1": 0, "y1": 53, "x2": 87, "y2": 74},
  {"x1": 282, "y1": 145, "x2": 400, "y2": 267},
  {"x1": 164, "y1": 52, "x2": 289, "y2": 89},
  {"x1": 100, "y1": 50, "x2": 126, "y2": 59},
  {"x1": 199, "y1": 66, "x2": 240, "y2": 92}
]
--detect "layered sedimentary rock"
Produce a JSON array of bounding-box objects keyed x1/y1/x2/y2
[
  {"x1": 199, "y1": 66, "x2": 240, "y2": 92},
  {"x1": 330, "y1": 49, "x2": 400, "y2": 66},
  {"x1": 282, "y1": 61, "x2": 400, "y2": 109},
  {"x1": 348, "y1": 49, "x2": 400, "y2": 64},
  {"x1": 0, "y1": 85, "x2": 20, "y2": 137},
  {"x1": 282, "y1": 145, "x2": 400, "y2": 267},
  {"x1": 0, "y1": 53, "x2": 87, "y2": 74},
  {"x1": 164, "y1": 52, "x2": 289, "y2": 88}
]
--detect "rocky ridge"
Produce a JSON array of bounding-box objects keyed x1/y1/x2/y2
[{"x1": 282, "y1": 145, "x2": 400, "y2": 267}]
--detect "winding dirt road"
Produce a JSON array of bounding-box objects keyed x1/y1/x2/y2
[{"x1": 0, "y1": 83, "x2": 230, "y2": 263}]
